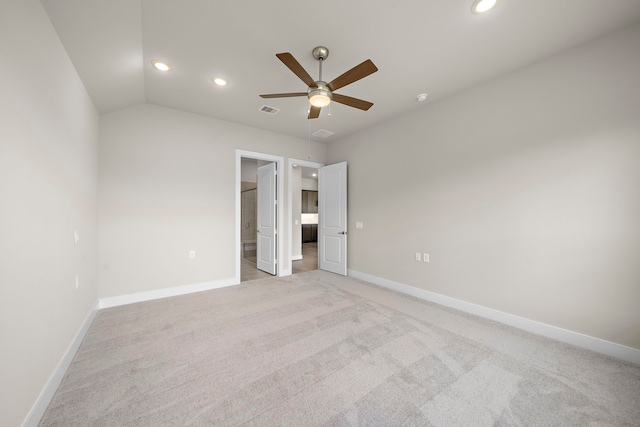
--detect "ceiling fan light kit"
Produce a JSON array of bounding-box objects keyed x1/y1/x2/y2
[
  {"x1": 260, "y1": 46, "x2": 378, "y2": 119},
  {"x1": 308, "y1": 82, "x2": 332, "y2": 107}
]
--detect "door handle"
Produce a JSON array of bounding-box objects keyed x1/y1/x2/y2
[{"x1": 339, "y1": 231, "x2": 347, "y2": 235}]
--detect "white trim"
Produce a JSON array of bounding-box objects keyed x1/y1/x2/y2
[
  {"x1": 279, "y1": 268, "x2": 292, "y2": 277},
  {"x1": 348, "y1": 269, "x2": 640, "y2": 365},
  {"x1": 291, "y1": 255, "x2": 303, "y2": 261},
  {"x1": 287, "y1": 158, "x2": 324, "y2": 275},
  {"x1": 98, "y1": 278, "x2": 237, "y2": 309},
  {"x1": 22, "y1": 303, "x2": 99, "y2": 427},
  {"x1": 236, "y1": 150, "x2": 285, "y2": 281}
]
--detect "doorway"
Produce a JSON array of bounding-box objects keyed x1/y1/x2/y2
[
  {"x1": 288, "y1": 158, "x2": 324, "y2": 275},
  {"x1": 236, "y1": 150, "x2": 284, "y2": 283}
]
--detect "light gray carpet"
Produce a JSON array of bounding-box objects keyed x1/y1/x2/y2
[{"x1": 40, "y1": 270, "x2": 640, "y2": 426}]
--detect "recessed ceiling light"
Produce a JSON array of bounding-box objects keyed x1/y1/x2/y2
[
  {"x1": 212, "y1": 77, "x2": 227, "y2": 86},
  {"x1": 416, "y1": 93, "x2": 428, "y2": 102},
  {"x1": 312, "y1": 173, "x2": 317, "y2": 177},
  {"x1": 151, "y1": 59, "x2": 172, "y2": 71},
  {"x1": 472, "y1": 0, "x2": 500, "y2": 14}
]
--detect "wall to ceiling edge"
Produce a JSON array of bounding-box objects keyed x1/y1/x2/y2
[{"x1": 327, "y1": 21, "x2": 640, "y2": 351}]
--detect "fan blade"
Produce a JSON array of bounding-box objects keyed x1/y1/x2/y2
[
  {"x1": 327, "y1": 59, "x2": 378, "y2": 92},
  {"x1": 260, "y1": 92, "x2": 308, "y2": 98},
  {"x1": 332, "y1": 93, "x2": 374, "y2": 111},
  {"x1": 276, "y1": 53, "x2": 318, "y2": 88},
  {"x1": 308, "y1": 106, "x2": 321, "y2": 119}
]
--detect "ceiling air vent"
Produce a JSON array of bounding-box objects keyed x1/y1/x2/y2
[
  {"x1": 312, "y1": 129, "x2": 335, "y2": 138},
  {"x1": 259, "y1": 105, "x2": 280, "y2": 115}
]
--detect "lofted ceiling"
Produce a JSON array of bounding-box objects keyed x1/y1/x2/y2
[{"x1": 41, "y1": 0, "x2": 640, "y2": 143}]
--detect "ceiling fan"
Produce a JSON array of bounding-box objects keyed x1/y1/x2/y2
[{"x1": 260, "y1": 46, "x2": 378, "y2": 119}]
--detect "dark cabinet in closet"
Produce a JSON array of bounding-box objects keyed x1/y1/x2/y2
[
  {"x1": 302, "y1": 224, "x2": 318, "y2": 243},
  {"x1": 301, "y1": 190, "x2": 318, "y2": 213}
]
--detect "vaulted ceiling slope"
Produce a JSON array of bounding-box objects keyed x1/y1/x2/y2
[{"x1": 41, "y1": 0, "x2": 640, "y2": 142}]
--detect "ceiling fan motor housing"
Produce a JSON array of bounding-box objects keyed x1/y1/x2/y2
[{"x1": 308, "y1": 81, "x2": 332, "y2": 107}]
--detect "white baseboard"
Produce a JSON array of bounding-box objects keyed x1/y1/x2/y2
[
  {"x1": 99, "y1": 278, "x2": 238, "y2": 309},
  {"x1": 348, "y1": 270, "x2": 640, "y2": 366},
  {"x1": 23, "y1": 303, "x2": 99, "y2": 427},
  {"x1": 291, "y1": 255, "x2": 303, "y2": 261}
]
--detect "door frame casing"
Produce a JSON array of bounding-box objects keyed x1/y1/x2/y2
[
  {"x1": 235, "y1": 150, "x2": 284, "y2": 282},
  {"x1": 287, "y1": 158, "x2": 325, "y2": 276}
]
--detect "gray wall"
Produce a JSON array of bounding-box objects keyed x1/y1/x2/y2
[
  {"x1": 327, "y1": 22, "x2": 640, "y2": 350},
  {"x1": 0, "y1": 1, "x2": 99, "y2": 426},
  {"x1": 302, "y1": 178, "x2": 319, "y2": 191},
  {"x1": 99, "y1": 104, "x2": 326, "y2": 298}
]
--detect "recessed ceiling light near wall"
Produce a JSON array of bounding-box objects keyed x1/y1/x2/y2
[
  {"x1": 472, "y1": 0, "x2": 500, "y2": 14},
  {"x1": 212, "y1": 77, "x2": 228, "y2": 86},
  {"x1": 151, "y1": 59, "x2": 172, "y2": 71}
]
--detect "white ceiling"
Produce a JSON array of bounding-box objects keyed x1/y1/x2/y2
[{"x1": 41, "y1": 0, "x2": 640, "y2": 143}]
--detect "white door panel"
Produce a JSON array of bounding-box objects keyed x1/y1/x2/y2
[
  {"x1": 257, "y1": 163, "x2": 277, "y2": 275},
  {"x1": 323, "y1": 235, "x2": 342, "y2": 263},
  {"x1": 319, "y1": 162, "x2": 347, "y2": 275}
]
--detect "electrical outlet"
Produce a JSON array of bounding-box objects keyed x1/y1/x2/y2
[
  {"x1": 189, "y1": 250, "x2": 196, "y2": 259},
  {"x1": 75, "y1": 275, "x2": 79, "y2": 290},
  {"x1": 415, "y1": 252, "x2": 421, "y2": 262},
  {"x1": 355, "y1": 221, "x2": 363, "y2": 229},
  {"x1": 74, "y1": 230, "x2": 79, "y2": 245},
  {"x1": 424, "y1": 253, "x2": 430, "y2": 263}
]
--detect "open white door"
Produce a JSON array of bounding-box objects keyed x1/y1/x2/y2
[
  {"x1": 257, "y1": 162, "x2": 277, "y2": 275},
  {"x1": 318, "y1": 162, "x2": 347, "y2": 275}
]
